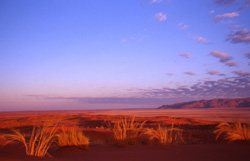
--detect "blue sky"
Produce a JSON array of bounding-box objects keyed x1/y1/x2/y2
[{"x1": 0, "y1": 0, "x2": 250, "y2": 111}]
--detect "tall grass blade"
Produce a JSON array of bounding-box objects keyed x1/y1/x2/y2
[
  {"x1": 56, "y1": 127, "x2": 89, "y2": 149},
  {"x1": 214, "y1": 120, "x2": 250, "y2": 142},
  {"x1": 3, "y1": 125, "x2": 57, "y2": 157},
  {"x1": 144, "y1": 122, "x2": 184, "y2": 145}
]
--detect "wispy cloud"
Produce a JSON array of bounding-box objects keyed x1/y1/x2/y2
[
  {"x1": 155, "y1": 12, "x2": 167, "y2": 22},
  {"x1": 180, "y1": 52, "x2": 192, "y2": 58},
  {"x1": 194, "y1": 36, "x2": 211, "y2": 44},
  {"x1": 225, "y1": 62, "x2": 238, "y2": 66},
  {"x1": 134, "y1": 75, "x2": 250, "y2": 100},
  {"x1": 151, "y1": 0, "x2": 162, "y2": 3},
  {"x1": 166, "y1": 73, "x2": 174, "y2": 76},
  {"x1": 121, "y1": 38, "x2": 127, "y2": 43},
  {"x1": 207, "y1": 71, "x2": 221, "y2": 75},
  {"x1": 27, "y1": 75, "x2": 250, "y2": 106},
  {"x1": 209, "y1": 50, "x2": 233, "y2": 63},
  {"x1": 229, "y1": 24, "x2": 244, "y2": 29},
  {"x1": 184, "y1": 72, "x2": 196, "y2": 76},
  {"x1": 218, "y1": 20, "x2": 234, "y2": 24},
  {"x1": 215, "y1": 0, "x2": 238, "y2": 6},
  {"x1": 214, "y1": 12, "x2": 239, "y2": 21},
  {"x1": 178, "y1": 23, "x2": 189, "y2": 30},
  {"x1": 226, "y1": 28, "x2": 250, "y2": 44},
  {"x1": 245, "y1": 53, "x2": 250, "y2": 59},
  {"x1": 233, "y1": 70, "x2": 249, "y2": 76},
  {"x1": 209, "y1": 10, "x2": 215, "y2": 14},
  {"x1": 27, "y1": 95, "x2": 168, "y2": 105},
  {"x1": 209, "y1": 51, "x2": 238, "y2": 67},
  {"x1": 239, "y1": 0, "x2": 250, "y2": 10}
]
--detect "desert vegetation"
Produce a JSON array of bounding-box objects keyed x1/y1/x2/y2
[
  {"x1": 3, "y1": 125, "x2": 57, "y2": 157},
  {"x1": 109, "y1": 117, "x2": 146, "y2": 146},
  {"x1": 214, "y1": 120, "x2": 250, "y2": 142},
  {"x1": 144, "y1": 123, "x2": 184, "y2": 145},
  {"x1": 2, "y1": 125, "x2": 90, "y2": 157},
  {"x1": 109, "y1": 117, "x2": 184, "y2": 146},
  {"x1": 56, "y1": 127, "x2": 89, "y2": 149},
  {"x1": 1, "y1": 113, "x2": 250, "y2": 159}
]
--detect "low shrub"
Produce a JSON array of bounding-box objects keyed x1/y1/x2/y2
[
  {"x1": 109, "y1": 117, "x2": 146, "y2": 146},
  {"x1": 214, "y1": 120, "x2": 250, "y2": 142},
  {"x1": 3, "y1": 125, "x2": 57, "y2": 157},
  {"x1": 56, "y1": 127, "x2": 89, "y2": 149},
  {"x1": 144, "y1": 122, "x2": 184, "y2": 145}
]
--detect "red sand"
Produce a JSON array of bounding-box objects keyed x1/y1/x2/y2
[
  {"x1": 1, "y1": 110, "x2": 250, "y2": 161},
  {"x1": 1, "y1": 108, "x2": 250, "y2": 122},
  {"x1": 0, "y1": 142, "x2": 250, "y2": 161}
]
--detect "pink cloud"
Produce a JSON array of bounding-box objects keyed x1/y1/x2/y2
[
  {"x1": 184, "y1": 72, "x2": 196, "y2": 76},
  {"x1": 121, "y1": 38, "x2": 127, "y2": 43},
  {"x1": 214, "y1": 12, "x2": 239, "y2": 20},
  {"x1": 151, "y1": 0, "x2": 162, "y2": 3},
  {"x1": 136, "y1": 75, "x2": 250, "y2": 100},
  {"x1": 166, "y1": 73, "x2": 174, "y2": 76},
  {"x1": 180, "y1": 53, "x2": 192, "y2": 58},
  {"x1": 178, "y1": 23, "x2": 189, "y2": 30},
  {"x1": 215, "y1": 0, "x2": 238, "y2": 5},
  {"x1": 218, "y1": 20, "x2": 234, "y2": 24},
  {"x1": 181, "y1": 25, "x2": 189, "y2": 30},
  {"x1": 207, "y1": 71, "x2": 221, "y2": 75},
  {"x1": 209, "y1": 51, "x2": 232, "y2": 63},
  {"x1": 229, "y1": 24, "x2": 244, "y2": 29},
  {"x1": 239, "y1": 0, "x2": 250, "y2": 10},
  {"x1": 209, "y1": 51, "x2": 238, "y2": 67},
  {"x1": 155, "y1": 13, "x2": 167, "y2": 22},
  {"x1": 194, "y1": 36, "x2": 211, "y2": 44},
  {"x1": 245, "y1": 52, "x2": 250, "y2": 59},
  {"x1": 225, "y1": 62, "x2": 238, "y2": 66},
  {"x1": 209, "y1": 10, "x2": 215, "y2": 14},
  {"x1": 233, "y1": 70, "x2": 249, "y2": 76},
  {"x1": 226, "y1": 28, "x2": 250, "y2": 44}
]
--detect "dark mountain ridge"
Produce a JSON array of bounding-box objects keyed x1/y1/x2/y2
[{"x1": 159, "y1": 97, "x2": 250, "y2": 109}]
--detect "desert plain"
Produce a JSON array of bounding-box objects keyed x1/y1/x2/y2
[{"x1": 0, "y1": 108, "x2": 250, "y2": 161}]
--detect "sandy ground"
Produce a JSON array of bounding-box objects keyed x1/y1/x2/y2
[
  {"x1": 89, "y1": 108, "x2": 250, "y2": 122},
  {"x1": 0, "y1": 109, "x2": 250, "y2": 161},
  {"x1": 1, "y1": 108, "x2": 250, "y2": 122},
  {"x1": 0, "y1": 142, "x2": 250, "y2": 161}
]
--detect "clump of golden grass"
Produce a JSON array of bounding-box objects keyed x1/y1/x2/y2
[
  {"x1": 0, "y1": 134, "x2": 5, "y2": 140},
  {"x1": 109, "y1": 117, "x2": 146, "y2": 145},
  {"x1": 56, "y1": 127, "x2": 89, "y2": 149},
  {"x1": 214, "y1": 120, "x2": 250, "y2": 142},
  {"x1": 144, "y1": 122, "x2": 184, "y2": 145},
  {"x1": 3, "y1": 125, "x2": 57, "y2": 157}
]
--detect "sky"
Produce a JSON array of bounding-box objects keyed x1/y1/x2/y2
[{"x1": 0, "y1": 0, "x2": 250, "y2": 111}]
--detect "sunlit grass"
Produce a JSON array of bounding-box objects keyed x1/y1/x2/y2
[
  {"x1": 3, "y1": 125, "x2": 57, "y2": 157},
  {"x1": 56, "y1": 127, "x2": 89, "y2": 149},
  {"x1": 109, "y1": 117, "x2": 146, "y2": 145},
  {"x1": 0, "y1": 134, "x2": 5, "y2": 141},
  {"x1": 214, "y1": 120, "x2": 250, "y2": 142},
  {"x1": 144, "y1": 122, "x2": 184, "y2": 145}
]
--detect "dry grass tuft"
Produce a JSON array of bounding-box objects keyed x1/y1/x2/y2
[
  {"x1": 0, "y1": 134, "x2": 5, "y2": 140},
  {"x1": 56, "y1": 127, "x2": 89, "y2": 149},
  {"x1": 144, "y1": 122, "x2": 184, "y2": 145},
  {"x1": 109, "y1": 117, "x2": 146, "y2": 145},
  {"x1": 3, "y1": 125, "x2": 57, "y2": 157},
  {"x1": 214, "y1": 120, "x2": 250, "y2": 142}
]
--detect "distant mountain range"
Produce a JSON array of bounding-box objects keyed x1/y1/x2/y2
[{"x1": 159, "y1": 97, "x2": 250, "y2": 109}]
